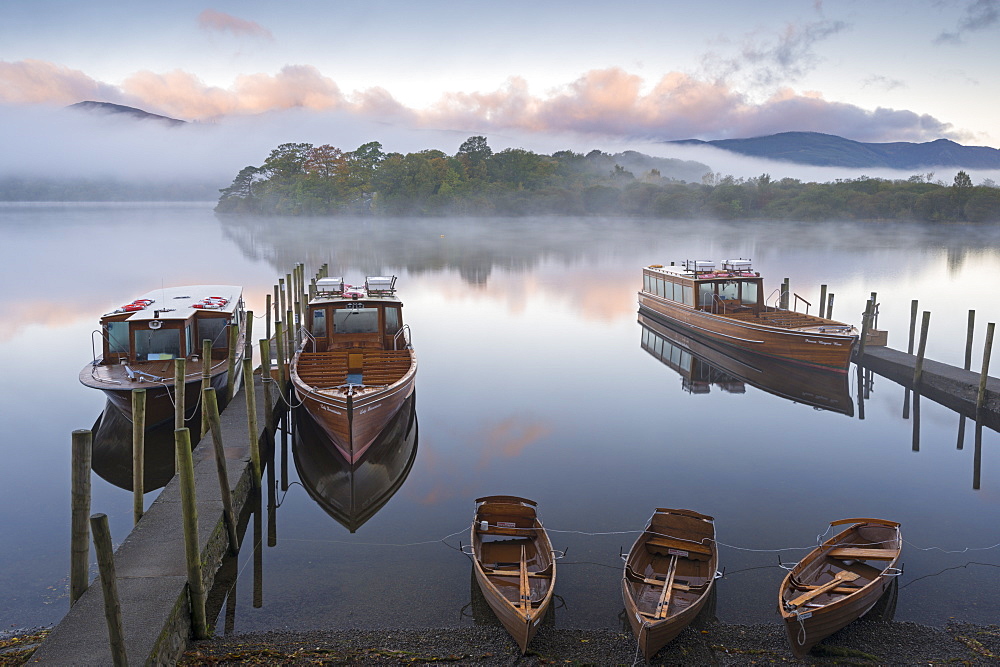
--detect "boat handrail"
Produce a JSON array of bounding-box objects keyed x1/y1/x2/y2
[
  {"x1": 711, "y1": 294, "x2": 727, "y2": 314},
  {"x1": 393, "y1": 324, "x2": 411, "y2": 350},
  {"x1": 765, "y1": 288, "x2": 784, "y2": 311},
  {"x1": 792, "y1": 293, "x2": 811, "y2": 315},
  {"x1": 90, "y1": 329, "x2": 103, "y2": 365},
  {"x1": 299, "y1": 326, "x2": 316, "y2": 352}
]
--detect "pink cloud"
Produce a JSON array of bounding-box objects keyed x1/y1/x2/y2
[
  {"x1": 0, "y1": 59, "x2": 966, "y2": 144},
  {"x1": 0, "y1": 59, "x2": 121, "y2": 105},
  {"x1": 198, "y1": 9, "x2": 273, "y2": 40}
]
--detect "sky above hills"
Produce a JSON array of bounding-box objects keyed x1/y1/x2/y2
[{"x1": 1, "y1": 1, "x2": 998, "y2": 182}]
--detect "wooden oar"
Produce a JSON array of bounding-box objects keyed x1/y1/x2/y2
[
  {"x1": 519, "y1": 545, "x2": 531, "y2": 613},
  {"x1": 654, "y1": 554, "x2": 679, "y2": 619},
  {"x1": 787, "y1": 570, "x2": 859, "y2": 608}
]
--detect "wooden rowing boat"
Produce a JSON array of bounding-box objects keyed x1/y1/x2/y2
[
  {"x1": 779, "y1": 518, "x2": 902, "y2": 658},
  {"x1": 470, "y1": 496, "x2": 556, "y2": 653},
  {"x1": 638, "y1": 260, "x2": 859, "y2": 372},
  {"x1": 638, "y1": 312, "x2": 854, "y2": 415},
  {"x1": 622, "y1": 508, "x2": 719, "y2": 662},
  {"x1": 291, "y1": 276, "x2": 416, "y2": 464},
  {"x1": 79, "y1": 285, "x2": 246, "y2": 428}
]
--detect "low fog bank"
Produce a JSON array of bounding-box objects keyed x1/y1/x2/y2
[{"x1": 1, "y1": 105, "x2": 996, "y2": 196}]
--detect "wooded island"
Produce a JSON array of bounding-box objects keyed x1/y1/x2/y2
[{"x1": 216, "y1": 136, "x2": 1000, "y2": 222}]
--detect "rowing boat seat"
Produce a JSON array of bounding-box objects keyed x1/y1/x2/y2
[
  {"x1": 827, "y1": 547, "x2": 897, "y2": 561},
  {"x1": 645, "y1": 535, "x2": 713, "y2": 560}
]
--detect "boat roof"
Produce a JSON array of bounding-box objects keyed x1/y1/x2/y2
[
  {"x1": 308, "y1": 276, "x2": 402, "y2": 305},
  {"x1": 102, "y1": 285, "x2": 243, "y2": 321},
  {"x1": 646, "y1": 259, "x2": 759, "y2": 280}
]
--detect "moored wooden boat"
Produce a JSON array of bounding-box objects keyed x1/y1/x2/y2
[
  {"x1": 779, "y1": 518, "x2": 902, "y2": 658},
  {"x1": 79, "y1": 285, "x2": 246, "y2": 428},
  {"x1": 622, "y1": 508, "x2": 719, "y2": 662},
  {"x1": 639, "y1": 259, "x2": 859, "y2": 372},
  {"x1": 291, "y1": 276, "x2": 416, "y2": 464},
  {"x1": 470, "y1": 496, "x2": 556, "y2": 653}
]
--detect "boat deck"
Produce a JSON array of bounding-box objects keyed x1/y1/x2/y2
[
  {"x1": 296, "y1": 350, "x2": 412, "y2": 389},
  {"x1": 720, "y1": 310, "x2": 849, "y2": 331}
]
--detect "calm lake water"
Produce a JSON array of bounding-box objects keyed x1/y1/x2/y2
[{"x1": 1, "y1": 202, "x2": 998, "y2": 637}]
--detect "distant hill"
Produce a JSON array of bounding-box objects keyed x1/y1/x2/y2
[
  {"x1": 68, "y1": 100, "x2": 186, "y2": 126},
  {"x1": 671, "y1": 131, "x2": 1000, "y2": 169}
]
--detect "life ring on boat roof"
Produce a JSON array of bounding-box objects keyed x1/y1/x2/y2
[{"x1": 149, "y1": 320, "x2": 162, "y2": 330}]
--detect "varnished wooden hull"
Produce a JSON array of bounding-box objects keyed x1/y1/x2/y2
[
  {"x1": 471, "y1": 496, "x2": 556, "y2": 654},
  {"x1": 779, "y1": 519, "x2": 901, "y2": 658},
  {"x1": 638, "y1": 292, "x2": 857, "y2": 373},
  {"x1": 639, "y1": 313, "x2": 854, "y2": 415},
  {"x1": 292, "y1": 350, "x2": 416, "y2": 464},
  {"x1": 622, "y1": 508, "x2": 718, "y2": 662},
  {"x1": 80, "y1": 362, "x2": 238, "y2": 429},
  {"x1": 292, "y1": 394, "x2": 418, "y2": 532}
]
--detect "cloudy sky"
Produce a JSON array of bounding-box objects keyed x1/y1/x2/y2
[{"x1": 1, "y1": 1, "x2": 998, "y2": 180}]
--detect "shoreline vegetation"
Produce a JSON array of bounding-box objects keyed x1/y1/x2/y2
[{"x1": 215, "y1": 136, "x2": 1000, "y2": 222}]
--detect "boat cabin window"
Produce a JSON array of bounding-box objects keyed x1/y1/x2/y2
[
  {"x1": 384, "y1": 306, "x2": 401, "y2": 335},
  {"x1": 107, "y1": 321, "x2": 129, "y2": 355},
  {"x1": 135, "y1": 327, "x2": 181, "y2": 361},
  {"x1": 198, "y1": 317, "x2": 228, "y2": 349},
  {"x1": 718, "y1": 281, "x2": 740, "y2": 301},
  {"x1": 185, "y1": 324, "x2": 193, "y2": 357},
  {"x1": 334, "y1": 307, "x2": 379, "y2": 334},
  {"x1": 740, "y1": 280, "x2": 758, "y2": 306},
  {"x1": 681, "y1": 284, "x2": 694, "y2": 306},
  {"x1": 311, "y1": 308, "x2": 327, "y2": 337}
]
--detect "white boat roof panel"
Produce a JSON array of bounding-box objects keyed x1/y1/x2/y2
[{"x1": 104, "y1": 285, "x2": 243, "y2": 320}]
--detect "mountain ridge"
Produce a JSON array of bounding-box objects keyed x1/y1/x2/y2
[
  {"x1": 670, "y1": 131, "x2": 1000, "y2": 169},
  {"x1": 68, "y1": 100, "x2": 186, "y2": 126}
]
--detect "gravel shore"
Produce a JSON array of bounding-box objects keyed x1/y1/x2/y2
[{"x1": 180, "y1": 619, "x2": 999, "y2": 665}]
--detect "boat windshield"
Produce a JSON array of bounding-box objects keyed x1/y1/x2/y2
[
  {"x1": 135, "y1": 327, "x2": 181, "y2": 361},
  {"x1": 740, "y1": 280, "x2": 758, "y2": 305},
  {"x1": 334, "y1": 308, "x2": 379, "y2": 334},
  {"x1": 107, "y1": 321, "x2": 129, "y2": 355}
]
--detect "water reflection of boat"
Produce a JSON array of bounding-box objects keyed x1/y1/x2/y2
[
  {"x1": 90, "y1": 401, "x2": 178, "y2": 492},
  {"x1": 291, "y1": 276, "x2": 416, "y2": 464},
  {"x1": 292, "y1": 393, "x2": 417, "y2": 533},
  {"x1": 638, "y1": 260, "x2": 858, "y2": 372},
  {"x1": 640, "y1": 312, "x2": 855, "y2": 416},
  {"x1": 79, "y1": 285, "x2": 246, "y2": 428},
  {"x1": 621, "y1": 508, "x2": 719, "y2": 663},
  {"x1": 779, "y1": 518, "x2": 902, "y2": 659}
]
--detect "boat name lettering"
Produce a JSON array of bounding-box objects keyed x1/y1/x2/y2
[
  {"x1": 320, "y1": 405, "x2": 343, "y2": 416},
  {"x1": 804, "y1": 338, "x2": 842, "y2": 346},
  {"x1": 668, "y1": 548, "x2": 689, "y2": 557},
  {"x1": 359, "y1": 402, "x2": 382, "y2": 415},
  {"x1": 497, "y1": 521, "x2": 516, "y2": 528},
  {"x1": 796, "y1": 611, "x2": 813, "y2": 620}
]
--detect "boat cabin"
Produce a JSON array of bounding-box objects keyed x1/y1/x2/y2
[
  {"x1": 643, "y1": 259, "x2": 763, "y2": 315},
  {"x1": 305, "y1": 276, "x2": 408, "y2": 352},
  {"x1": 96, "y1": 285, "x2": 244, "y2": 366}
]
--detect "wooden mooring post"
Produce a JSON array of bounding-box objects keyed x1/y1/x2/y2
[
  {"x1": 70, "y1": 429, "x2": 92, "y2": 606},
  {"x1": 857, "y1": 299, "x2": 873, "y2": 360},
  {"x1": 275, "y1": 320, "x2": 287, "y2": 395},
  {"x1": 90, "y1": 513, "x2": 128, "y2": 667},
  {"x1": 908, "y1": 300, "x2": 918, "y2": 354},
  {"x1": 259, "y1": 339, "x2": 275, "y2": 440},
  {"x1": 913, "y1": 311, "x2": 931, "y2": 386},
  {"x1": 131, "y1": 389, "x2": 146, "y2": 524},
  {"x1": 203, "y1": 388, "x2": 239, "y2": 555},
  {"x1": 976, "y1": 322, "x2": 995, "y2": 414},
  {"x1": 243, "y1": 357, "x2": 261, "y2": 487},
  {"x1": 818, "y1": 284, "x2": 827, "y2": 319},
  {"x1": 225, "y1": 322, "x2": 239, "y2": 403},
  {"x1": 200, "y1": 339, "x2": 211, "y2": 439},
  {"x1": 174, "y1": 427, "x2": 208, "y2": 639},
  {"x1": 826, "y1": 293, "x2": 835, "y2": 319},
  {"x1": 958, "y1": 310, "x2": 975, "y2": 450},
  {"x1": 173, "y1": 358, "x2": 186, "y2": 431}
]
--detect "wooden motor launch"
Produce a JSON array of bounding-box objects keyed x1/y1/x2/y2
[
  {"x1": 291, "y1": 276, "x2": 416, "y2": 464},
  {"x1": 779, "y1": 518, "x2": 902, "y2": 658},
  {"x1": 621, "y1": 508, "x2": 719, "y2": 662},
  {"x1": 638, "y1": 259, "x2": 860, "y2": 373},
  {"x1": 470, "y1": 496, "x2": 556, "y2": 654},
  {"x1": 79, "y1": 285, "x2": 246, "y2": 428}
]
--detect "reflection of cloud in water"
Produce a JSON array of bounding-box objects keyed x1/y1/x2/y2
[{"x1": 477, "y1": 417, "x2": 552, "y2": 469}]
